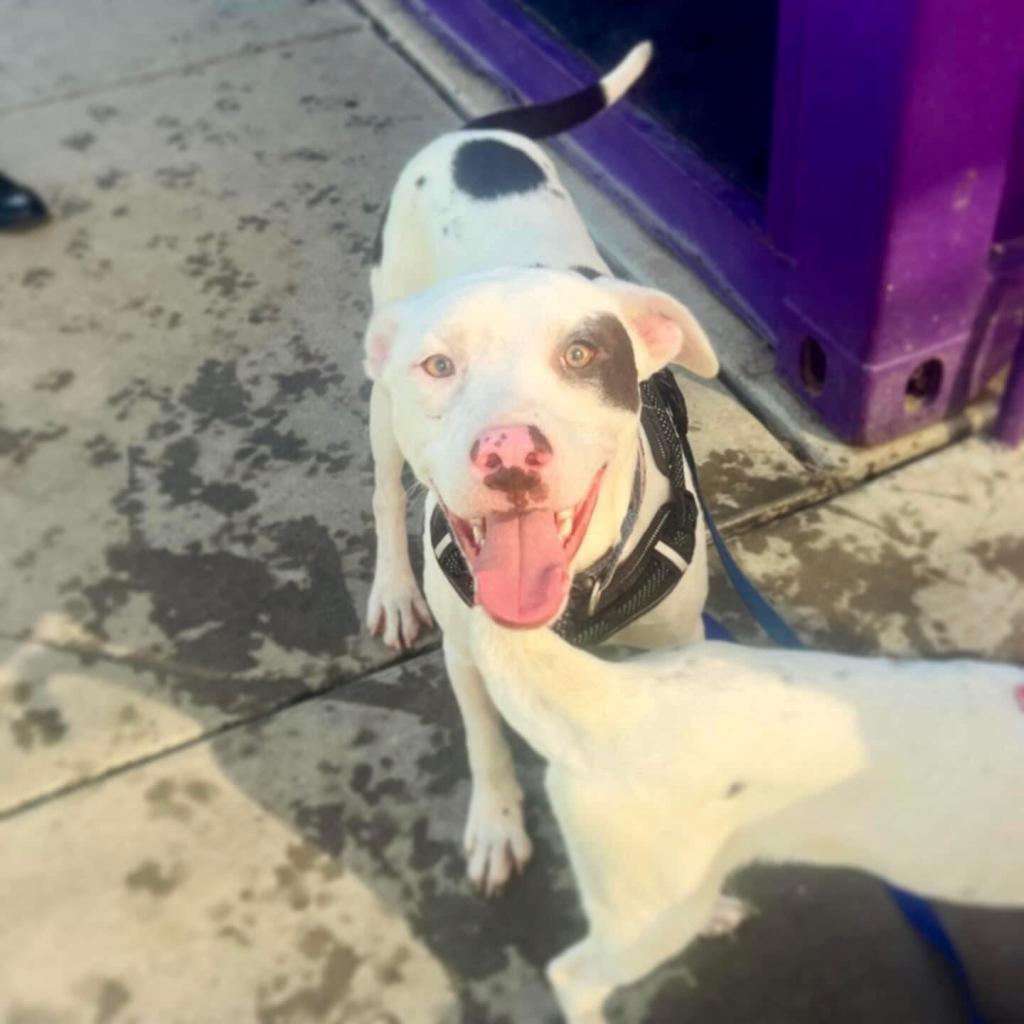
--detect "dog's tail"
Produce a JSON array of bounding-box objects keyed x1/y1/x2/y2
[{"x1": 463, "y1": 41, "x2": 652, "y2": 140}]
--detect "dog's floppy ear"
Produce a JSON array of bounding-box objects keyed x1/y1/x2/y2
[
  {"x1": 598, "y1": 280, "x2": 718, "y2": 380},
  {"x1": 363, "y1": 306, "x2": 401, "y2": 381}
]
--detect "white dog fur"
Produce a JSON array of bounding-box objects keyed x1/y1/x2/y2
[
  {"x1": 467, "y1": 610, "x2": 1024, "y2": 1022},
  {"x1": 364, "y1": 43, "x2": 723, "y2": 893}
]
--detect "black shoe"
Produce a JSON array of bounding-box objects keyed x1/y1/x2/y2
[{"x1": 0, "y1": 173, "x2": 49, "y2": 231}]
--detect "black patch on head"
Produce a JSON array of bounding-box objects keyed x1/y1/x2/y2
[
  {"x1": 553, "y1": 313, "x2": 639, "y2": 412},
  {"x1": 726, "y1": 781, "x2": 747, "y2": 799},
  {"x1": 415, "y1": 175, "x2": 426, "y2": 188},
  {"x1": 571, "y1": 265, "x2": 603, "y2": 281},
  {"x1": 369, "y1": 199, "x2": 390, "y2": 266},
  {"x1": 452, "y1": 139, "x2": 545, "y2": 200}
]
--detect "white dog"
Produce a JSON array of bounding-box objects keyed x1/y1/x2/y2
[
  {"x1": 364, "y1": 42, "x2": 723, "y2": 892},
  {"x1": 467, "y1": 610, "x2": 1024, "y2": 1022}
]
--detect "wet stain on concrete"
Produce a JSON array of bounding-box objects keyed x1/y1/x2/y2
[
  {"x1": 738, "y1": 507, "x2": 956, "y2": 653},
  {"x1": 56, "y1": 195, "x2": 93, "y2": 218},
  {"x1": 95, "y1": 169, "x2": 126, "y2": 191},
  {"x1": 56, "y1": 337, "x2": 363, "y2": 692},
  {"x1": 124, "y1": 859, "x2": 185, "y2": 896},
  {"x1": 93, "y1": 978, "x2": 131, "y2": 1024},
  {"x1": 143, "y1": 777, "x2": 215, "y2": 822},
  {"x1": 157, "y1": 436, "x2": 257, "y2": 513},
  {"x1": 88, "y1": 104, "x2": 120, "y2": 124},
  {"x1": 62, "y1": 131, "x2": 96, "y2": 150},
  {"x1": 180, "y1": 359, "x2": 252, "y2": 426},
  {"x1": 256, "y1": 930, "x2": 360, "y2": 1024},
  {"x1": 969, "y1": 535, "x2": 1024, "y2": 582},
  {"x1": 88, "y1": 515, "x2": 357, "y2": 680},
  {"x1": 32, "y1": 370, "x2": 75, "y2": 392},
  {"x1": 84, "y1": 434, "x2": 121, "y2": 466},
  {"x1": 699, "y1": 446, "x2": 805, "y2": 515},
  {"x1": 10, "y1": 707, "x2": 68, "y2": 750},
  {"x1": 21, "y1": 268, "x2": 55, "y2": 289},
  {"x1": 11, "y1": 681, "x2": 34, "y2": 704},
  {"x1": 154, "y1": 164, "x2": 200, "y2": 191}
]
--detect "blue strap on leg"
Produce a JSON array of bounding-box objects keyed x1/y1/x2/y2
[{"x1": 701, "y1": 500, "x2": 986, "y2": 1024}]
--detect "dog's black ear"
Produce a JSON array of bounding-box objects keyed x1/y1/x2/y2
[{"x1": 597, "y1": 280, "x2": 718, "y2": 379}]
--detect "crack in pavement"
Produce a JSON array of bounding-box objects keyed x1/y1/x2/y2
[{"x1": 0, "y1": 629, "x2": 440, "y2": 822}]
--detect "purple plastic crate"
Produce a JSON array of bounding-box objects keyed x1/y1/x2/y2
[{"x1": 405, "y1": 0, "x2": 1024, "y2": 444}]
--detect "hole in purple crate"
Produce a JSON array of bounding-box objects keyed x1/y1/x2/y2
[
  {"x1": 904, "y1": 359, "x2": 943, "y2": 412},
  {"x1": 799, "y1": 337, "x2": 827, "y2": 396}
]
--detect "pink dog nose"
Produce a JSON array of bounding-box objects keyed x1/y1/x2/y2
[{"x1": 470, "y1": 424, "x2": 553, "y2": 477}]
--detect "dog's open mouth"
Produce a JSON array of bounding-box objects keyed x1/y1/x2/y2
[{"x1": 444, "y1": 468, "x2": 605, "y2": 629}]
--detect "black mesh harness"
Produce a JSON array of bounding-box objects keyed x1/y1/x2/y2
[{"x1": 429, "y1": 369, "x2": 699, "y2": 647}]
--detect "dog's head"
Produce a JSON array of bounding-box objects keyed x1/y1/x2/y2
[{"x1": 365, "y1": 268, "x2": 717, "y2": 629}]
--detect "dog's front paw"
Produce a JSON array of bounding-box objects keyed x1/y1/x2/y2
[
  {"x1": 366, "y1": 570, "x2": 432, "y2": 650},
  {"x1": 464, "y1": 783, "x2": 533, "y2": 896}
]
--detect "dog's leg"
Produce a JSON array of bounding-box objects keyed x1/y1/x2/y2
[
  {"x1": 546, "y1": 778, "x2": 741, "y2": 1019},
  {"x1": 366, "y1": 383, "x2": 431, "y2": 649},
  {"x1": 547, "y1": 936, "x2": 614, "y2": 1024},
  {"x1": 444, "y1": 637, "x2": 532, "y2": 894},
  {"x1": 550, "y1": 867, "x2": 735, "y2": 1023}
]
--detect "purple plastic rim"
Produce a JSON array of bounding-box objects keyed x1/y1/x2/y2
[{"x1": 401, "y1": 0, "x2": 1024, "y2": 445}]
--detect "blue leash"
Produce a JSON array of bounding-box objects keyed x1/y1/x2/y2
[{"x1": 701, "y1": 504, "x2": 987, "y2": 1024}]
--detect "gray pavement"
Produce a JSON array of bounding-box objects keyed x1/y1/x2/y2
[{"x1": 2, "y1": 2, "x2": 1022, "y2": 1022}]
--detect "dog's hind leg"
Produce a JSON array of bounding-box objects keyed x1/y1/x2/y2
[
  {"x1": 548, "y1": 786, "x2": 740, "y2": 1018},
  {"x1": 549, "y1": 864, "x2": 736, "y2": 1022},
  {"x1": 609, "y1": 858, "x2": 740, "y2": 1013},
  {"x1": 366, "y1": 383, "x2": 431, "y2": 649},
  {"x1": 444, "y1": 637, "x2": 532, "y2": 894},
  {"x1": 547, "y1": 935, "x2": 616, "y2": 1024}
]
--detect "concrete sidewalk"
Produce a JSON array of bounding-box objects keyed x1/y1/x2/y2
[{"x1": 1, "y1": 1, "x2": 1021, "y2": 1021}]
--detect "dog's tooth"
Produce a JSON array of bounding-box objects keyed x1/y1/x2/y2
[
  {"x1": 556, "y1": 508, "x2": 573, "y2": 541},
  {"x1": 471, "y1": 520, "x2": 484, "y2": 548}
]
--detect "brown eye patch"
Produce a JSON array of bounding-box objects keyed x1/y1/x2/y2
[{"x1": 552, "y1": 313, "x2": 639, "y2": 412}]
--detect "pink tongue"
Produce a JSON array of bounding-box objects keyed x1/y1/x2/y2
[{"x1": 472, "y1": 509, "x2": 569, "y2": 627}]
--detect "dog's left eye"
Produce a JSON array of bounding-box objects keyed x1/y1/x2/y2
[
  {"x1": 422, "y1": 354, "x2": 456, "y2": 378},
  {"x1": 563, "y1": 341, "x2": 597, "y2": 370}
]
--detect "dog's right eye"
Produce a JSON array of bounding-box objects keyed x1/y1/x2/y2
[
  {"x1": 563, "y1": 341, "x2": 597, "y2": 370},
  {"x1": 422, "y1": 354, "x2": 456, "y2": 378}
]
